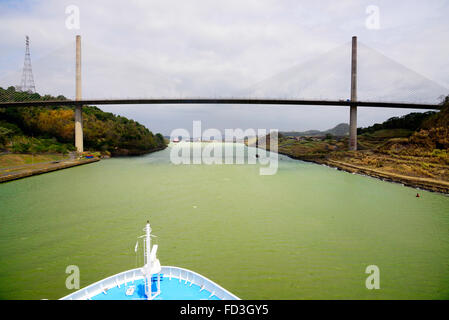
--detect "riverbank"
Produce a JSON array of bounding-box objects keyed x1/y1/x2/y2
[
  {"x1": 0, "y1": 153, "x2": 69, "y2": 168},
  {"x1": 0, "y1": 157, "x2": 100, "y2": 183},
  {"x1": 272, "y1": 140, "x2": 449, "y2": 194},
  {"x1": 247, "y1": 130, "x2": 449, "y2": 194},
  {"x1": 280, "y1": 150, "x2": 449, "y2": 194},
  {"x1": 0, "y1": 145, "x2": 168, "y2": 183},
  {"x1": 109, "y1": 145, "x2": 167, "y2": 156}
]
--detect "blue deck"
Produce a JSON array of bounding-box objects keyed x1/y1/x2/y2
[{"x1": 90, "y1": 277, "x2": 221, "y2": 300}]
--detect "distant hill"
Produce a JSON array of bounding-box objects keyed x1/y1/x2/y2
[{"x1": 282, "y1": 123, "x2": 349, "y2": 137}]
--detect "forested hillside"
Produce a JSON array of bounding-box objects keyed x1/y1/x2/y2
[{"x1": 0, "y1": 87, "x2": 166, "y2": 156}]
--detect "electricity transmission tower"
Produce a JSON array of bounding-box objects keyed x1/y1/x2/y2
[{"x1": 17, "y1": 35, "x2": 36, "y2": 93}]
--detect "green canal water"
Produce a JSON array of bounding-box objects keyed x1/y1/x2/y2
[{"x1": 1, "y1": 143, "x2": 449, "y2": 299}]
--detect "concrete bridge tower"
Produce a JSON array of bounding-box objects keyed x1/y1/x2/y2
[
  {"x1": 75, "y1": 35, "x2": 83, "y2": 153},
  {"x1": 349, "y1": 36, "x2": 357, "y2": 151}
]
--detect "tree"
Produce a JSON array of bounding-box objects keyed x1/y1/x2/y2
[{"x1": 0, "y1": 126, "x2": 13, "y2": 147}]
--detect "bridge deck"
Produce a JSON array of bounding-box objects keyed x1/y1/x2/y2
[{"x1": 0, "y1": 98, "x2": 440, "y2": 109}]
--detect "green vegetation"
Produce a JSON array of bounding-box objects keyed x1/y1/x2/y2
[
  {"x1": 257, "y1": 97, "x2": 449, "y2": 192},
  {"x1": 10, "y1": 136, "x2": 75, "y2": 154},
  {"x1": 0, "y1": 153, "x2": 67, "y2": 169},
  {"x1": 0, "y1": 86, "x2": 167, "y2": 156},
  {"x1": 357, "y1": 111, "x2": 436, "y2": 134}
]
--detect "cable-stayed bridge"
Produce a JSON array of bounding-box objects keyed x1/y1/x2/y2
[{"x1": 0, "y1": 36, "x2": 447, "y2": 154}]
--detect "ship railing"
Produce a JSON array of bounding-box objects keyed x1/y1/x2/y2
[
  {"x1": 60, "y1": 266, "x2": 239, "y2": 300},
  {"x1": 161, "y1": 266, "x2": 240, "y2": 300},
  {"x1": 60, "y1": 267, "x2": 144, "y2": 300}
]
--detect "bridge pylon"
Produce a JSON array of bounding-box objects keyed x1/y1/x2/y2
[
  {"x1": 349, "y1": 36, "x2": 358, "y2": 151},
  {"x1": 75, "y1": 35, "x2": 83, "y2": 153}
]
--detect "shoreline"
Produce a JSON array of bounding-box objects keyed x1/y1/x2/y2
[
  {"x1": 109, "y1": 145, "x2": 167, "y2": 157},
  {"x1": 0, "y1": 157, "x2": 100, "y2": 183},
  {"x1": 278, "y1": 150, "x2": 449, "y2": 195},
  {"x1": 0, "y1": 145, "x2": 169, "y2": 183},
  {"x1": 2, "y1": 144, "x2": 447, "y2": 194}
]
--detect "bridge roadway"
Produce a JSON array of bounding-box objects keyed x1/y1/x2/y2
[{"x1": 0, "y1": 98, "x2": 441, "y2": 109}]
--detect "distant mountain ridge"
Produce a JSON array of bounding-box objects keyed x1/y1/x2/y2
[{"x1": 282, "y1": 123, "x2": 349, "y2": 137}]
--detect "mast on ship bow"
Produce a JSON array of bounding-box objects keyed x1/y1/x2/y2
[{"x1": 142, "y1": 220, "x2": 161, "y2": 300}]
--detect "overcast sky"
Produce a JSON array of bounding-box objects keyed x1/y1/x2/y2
[{"x1": 1, "y1": 0, "x2": 448, "y2": 135}]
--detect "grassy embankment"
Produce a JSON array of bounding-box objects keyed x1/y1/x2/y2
[{"x1": 0, "y1": 153, "x2": 66, "y2": 167}]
